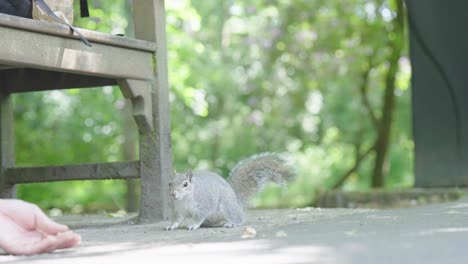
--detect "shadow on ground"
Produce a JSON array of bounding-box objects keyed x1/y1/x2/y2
[{"x1": 2, "y1": 196, "x2": 468, "y2": 264}]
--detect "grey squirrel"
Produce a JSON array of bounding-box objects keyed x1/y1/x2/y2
[{"x1": 164, "y1": 153, "x2": 294, "y2": 231}]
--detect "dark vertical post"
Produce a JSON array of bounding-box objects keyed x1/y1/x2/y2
[
  {"x1": 0, "y1": 91, "x2": 15, "y2": 197},
  {"x1": 406, "y1": 0, "x2": 468, "y2": 187}
]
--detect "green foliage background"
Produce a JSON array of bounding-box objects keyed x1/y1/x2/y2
[{"x1": 14, "y1": 0, "x2": 413, "y2": 214}]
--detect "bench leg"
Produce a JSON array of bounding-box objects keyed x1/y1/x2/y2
[
  {"x1": 118, "y1": 79, "x2": 173, "y2": 223},
  {"x1": 0, "y1": 92, "x2": 15, "y2": 198},
  {"x1": 131, "y1": 0, "x2": 174, "y2": 223}
]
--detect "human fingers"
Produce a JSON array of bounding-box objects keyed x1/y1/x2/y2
[
  {"x1": 3, "y1": 234, "x2": 57, "y2": 256},
  {"x1": 55, "y1": 231, "x2": 81, "y2": 249},
  {"x1": 0, "y1": 199, "x2": 68, "y2": 234},
  {"x1": 32, "y1": 206, "x2": 69, "y2": 235},
  {"x1": 9, "y1": 231, "x2": 81, "y2": 256}
]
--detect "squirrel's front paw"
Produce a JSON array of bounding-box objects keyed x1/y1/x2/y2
[
  {"x1": 187, "y1": 224, "x2": 201, "y2": 230},
  {"x1": 163, "y1": 223, "x2": 179, "y2": 231}
]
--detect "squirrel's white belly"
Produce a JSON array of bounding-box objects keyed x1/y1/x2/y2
[
  {"x1": 174, "y1": 199, "x2": 196, "y2": 218},
  {"x1": 174, "y1": 197, "x2": 226, "y2": 227}
]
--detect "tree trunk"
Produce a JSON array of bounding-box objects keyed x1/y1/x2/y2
[
  {"x1": 371, "y1": 64, "x2": 398, "y2": 187},
  {"x1": 370, "y1": 0, "x2": 404, "y2": 188}
]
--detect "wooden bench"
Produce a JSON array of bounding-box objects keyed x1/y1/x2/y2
[{"x1": 0, "y1": 0, "x2": 173, "y2": 223}]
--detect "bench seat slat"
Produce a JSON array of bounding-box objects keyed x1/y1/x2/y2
[{"x1": 0, "y1": 13, "x2": 156, "y2": 52}]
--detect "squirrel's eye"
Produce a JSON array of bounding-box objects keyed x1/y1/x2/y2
[
  {"x1": 183, "y1": 182, "x2": 188, "y2": 187},
  {"x1": 168, "y1": 182, "x2": 171, "y2": 187}
]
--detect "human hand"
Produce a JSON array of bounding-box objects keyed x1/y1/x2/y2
[{"x1": 0, "y1": 199, "x2": 81, "y2": 255}]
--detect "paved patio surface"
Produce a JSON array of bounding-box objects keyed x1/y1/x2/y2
[{"x1": 2, "y1": 197, "x2": 468, "y2": 264}]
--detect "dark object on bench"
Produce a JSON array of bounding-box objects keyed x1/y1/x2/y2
[
  {"x1": 0, "y1": 0, "x2": 90, "y2": 46},
  {"x1": 0, "y1": 0, "x2": 89, "y2": 18},
  {"x1": 0, "y1": 0, "x2": 32, "y2": 17}
]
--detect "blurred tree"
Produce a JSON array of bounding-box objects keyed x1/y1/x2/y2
[
  {"x1": 370, "y1": 0, "x2": 405, "y2": 187},
  {"x1": 163, "y1": 0, "x2": 412, "y2": 207}
]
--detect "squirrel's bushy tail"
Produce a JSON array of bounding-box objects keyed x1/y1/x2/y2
[{"x1": 227, "y1": 152, "x2": 294, "y2": 206}]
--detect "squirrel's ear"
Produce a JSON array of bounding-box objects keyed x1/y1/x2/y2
[{"x1": 187, "y1": 171, "x2": 193, "y2": 182}]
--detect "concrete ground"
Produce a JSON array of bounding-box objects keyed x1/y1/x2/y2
[{"x1": 2, "y1": 197, "x2": 468, "y2": 264}]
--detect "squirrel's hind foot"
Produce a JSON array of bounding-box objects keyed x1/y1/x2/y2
[{"x1": 223, "y1": 222, "x2": 241, "y2": 228}]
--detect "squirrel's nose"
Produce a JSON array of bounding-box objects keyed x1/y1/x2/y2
[{"x1": 170, "y1": 191, "x2": 177, "y2": 197}]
